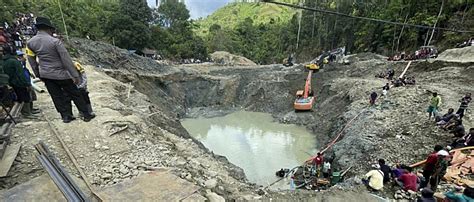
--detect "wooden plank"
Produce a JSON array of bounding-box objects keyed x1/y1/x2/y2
[
  {"x1": 399, "y1": 61, "x2": 412, "y2": 79},
  {"x1": 0, "y1": 144, "x2": 20, "y2": 177}
]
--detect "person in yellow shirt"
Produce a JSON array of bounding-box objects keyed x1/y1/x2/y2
[
  {"x1": 427, "y1": 92, "x2": 442, "y2": 120},
  {"x1": 363, "y1": 164, "x2": 384, "y2": 191}
]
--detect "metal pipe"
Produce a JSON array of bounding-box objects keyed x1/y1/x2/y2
[
  {"x1": 45, "y1": 117, "x2": 101, "y2": 201},
  {"x1": 35, "y1": 142, "x2": 89, "y2": 202},
  {"x1": 36, "y1": 154, "x2": 80, "y2": 202},
  {"x1": 39, "y1": 142, "x2": 88, "y2": 201},
  {"x1": 31, "y1": 82, "x2": 45, "y2": 93},
  {"x1": 32, "y1": 78, "x2": 41, "y2": 83}
]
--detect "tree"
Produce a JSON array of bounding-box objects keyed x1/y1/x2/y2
[
  {"x1": 119, "y1": 0, "x2": 152, "y2": 23},
  {"x1": 150, "y1": 0, "x2": 208, "y2": 60},
  {"x1": 155, "y1": 0, "x2": 190, "y2": 29},
  {"x1": 107, "y1": 14, "x2": 150, "y2": 50},
  {"x1": 106, "y1": 0, "x2": 152, "y2": 50}
]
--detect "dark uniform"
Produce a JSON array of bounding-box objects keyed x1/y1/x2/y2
[{"x1": 26, "y1": 17, "x2": 94, "y2": 122}]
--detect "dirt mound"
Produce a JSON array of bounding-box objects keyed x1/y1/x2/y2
[
  {"x1": 69, "y1": 38, "x2": 174, "y2": 74},
  {"x1": 210, "y1": 51, "x2": 257, "y2": 66},
  {"x1": 436, "y1": 46, "x2": 474, "y2": 63},
  {"x1": 344, "y1": 52, "x2": 387, "y2": 63}
]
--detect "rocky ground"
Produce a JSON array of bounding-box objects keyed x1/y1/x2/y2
[
  {"x1": 1, "y1": 64, "x2": 257, "y2": 200},
  {"x1": 1, "y1": 38, "x2": 472, "y2": 200}
]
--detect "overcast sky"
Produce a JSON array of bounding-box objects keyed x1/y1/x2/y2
[{"x1": 147, "y1": 0, "x2": 232, "y2": 19}]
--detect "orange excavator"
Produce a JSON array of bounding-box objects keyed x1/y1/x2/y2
[{"x1": 294, "y1": 70, "x2": 314, "y2": 111}]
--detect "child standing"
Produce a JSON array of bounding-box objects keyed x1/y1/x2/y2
[
  {"x1": 17, "y1": 50, "x2": 40, "y2": 114},
  {"x1": 74, "y1": 62, "x2": 94, "y2": 117}
]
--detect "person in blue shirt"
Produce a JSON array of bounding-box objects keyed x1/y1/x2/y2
[
  {"x1": 445, "y1": 184, "x2": 474, "y2": 202},
  {"x1": 16, "y1": 50, "x2": 40, "y2": 114}
]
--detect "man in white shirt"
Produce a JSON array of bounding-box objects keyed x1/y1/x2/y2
[{"x1": 363, "y1": 164, "x2": 384, "y2": 190}]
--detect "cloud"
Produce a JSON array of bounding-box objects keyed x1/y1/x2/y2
[
  {"x1": 147, "y1": 0, "x2": 232, "y2": 19},
  {"x1": 147, "y1": 0, "x2": 157, "y2": 7}
]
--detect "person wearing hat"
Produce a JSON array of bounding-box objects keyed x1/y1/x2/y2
[
  {"x1": 420, "y1": 145, "x2": 443, "y2": 189},
  {"x1": 2, "y1": 44, "x2": 35, "y2": 118},
  {"x1": 26, "y1": 17, "x2": 95, "y2": 123},
  {"x1": 445, "y1": 184, "x2": 474, "y2": 202},
  {"x1": 429, "y1": 150, "x2": 450, "y2": 191},
  {"x1": 362, "y1": 164, "x2": 384, "y2": 191}
]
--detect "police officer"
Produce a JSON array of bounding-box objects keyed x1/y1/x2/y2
[{"x1": 27, "y1": 17, "x2": 95, "y2": 123}]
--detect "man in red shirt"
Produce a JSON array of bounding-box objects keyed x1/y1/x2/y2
[
  {"x1": 312, "y1": 152, "x2": 324, "y2": 177},
  {"x1": 397, "y1": 167, "x2": 419, "y2": 191},
  {"x1": 420, "y1": 145, "x2": 443, "y2": 188},
  {"x1": 313, "y1": 152, "x2": 324, "y2": 165}
]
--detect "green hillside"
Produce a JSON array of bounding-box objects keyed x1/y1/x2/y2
[{"x1": 196, "y1": 2, "x2": 297, "y2": 36}]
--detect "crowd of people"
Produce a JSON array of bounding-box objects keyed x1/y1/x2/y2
[
  {"x1": 1, "y1": 14, "x2": 96, "y2": 123},
  {"x1": 365, "y1": 52, "x2": 473, "y2": 201},
  {"x1": 376, "y1": 68, "x2": 416, "y2": 87},
  {"x1": 429, "y1": 92, "x2": 473, "y2": 148},
  {"x1": 363, "y1": 89, "x2": 472, "y2": 200},
  {"x1": 371, "y1": 68, "x2": 417, "y2": 107},
  {"x1": 388, "y1": 46, "x2": 438, "y2": 61},
  {"x1": 0, "y1": 13, "x2": 36, "y2": 50},
  {"x1": 455, "y1": 37, "x2": 473, "y2": 48},
  {"x1": 363, "y1": 145, "x2": 474, "y2": 201}
]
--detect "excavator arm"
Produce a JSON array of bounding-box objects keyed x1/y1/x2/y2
[{"x1": 303, "y1": 70, "x2": 312, "y2": 98}]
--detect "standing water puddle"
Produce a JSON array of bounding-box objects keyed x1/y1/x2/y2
[{"x1": 181, "y1": 111, "x2": 316, "y2": 185}]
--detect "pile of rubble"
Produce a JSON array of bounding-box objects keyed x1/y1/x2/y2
[
  {"x1": 444, "y1": 148, "x2": 474, "y2": 186},
  {"x1": 436, "y1": 46, "x2": 474, "y2": 63},
  {"x1": 210, "y1": 51, "x2": 257, "y2": 66},
  {"x1": 393, "y1": 189, "x2": 417, "y2": 200}
]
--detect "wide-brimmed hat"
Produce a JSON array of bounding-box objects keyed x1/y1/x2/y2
[{"x1": 35, "y1": 17, "x2": 55, "y2": 29}]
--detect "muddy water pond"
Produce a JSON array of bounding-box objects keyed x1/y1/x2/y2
[{"x1": 181, "y1": 111, "x2": 316, "y2": 185}]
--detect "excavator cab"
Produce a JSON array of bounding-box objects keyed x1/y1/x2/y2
[{"x1": 305, "y1": 63, "x2": 320, "y2": 71}]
